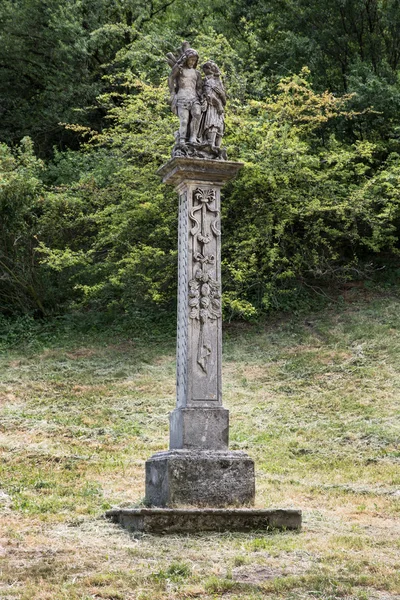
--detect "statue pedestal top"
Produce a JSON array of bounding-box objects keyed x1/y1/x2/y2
[{"x1": 157, "y1": 156, "x2": 243, "y2": 188}]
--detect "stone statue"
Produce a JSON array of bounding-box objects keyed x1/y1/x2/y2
[
  {"x1": 200, "y1": 61, "x2": 226, "y2": 154},
  {"x1": 167, "y1": 42, "x2": 203, "y2": 145},
  {"x1": 166, "y1": 42, "x2": 227, "y2": 160}
]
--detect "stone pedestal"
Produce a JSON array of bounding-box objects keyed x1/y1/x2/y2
[
  {"x1": 144, "y1": 157, "x2": 255, "y2": 508},
  {"x1": 146, "y1": 450, "x2": 255, "y2": 507},
  {"x1": 106, "y1": 508, "x2": 302, "y2": 534}
]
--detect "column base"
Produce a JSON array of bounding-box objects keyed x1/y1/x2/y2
[
  {"x1": 170, "y1": 407, "x2": 229, "y2": 450},
  {"x1": 145, "y1": 449, "x2": 255, "y2": 507},
  {"x1": 106, "y1": 507, "x2": 302, "y2": 533}
]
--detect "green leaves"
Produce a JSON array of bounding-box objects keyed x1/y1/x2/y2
[
  {"x1": 17, "y1": 62, "x2": 400, "y2": 319},
  {"x1": 0, "y1": 138, "x2": 46, "y2": 314},
  {"x1": 221, "y1": 75, "x2": 400, "y2": 317},
  {"x1": 2, "y1": 16, "x2": 400, "y2": 319}
]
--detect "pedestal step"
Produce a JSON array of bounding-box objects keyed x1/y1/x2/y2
[
  {"x1": 145, "y1": 450, "x2": 255, "y2": 507},
  {"x1": 105, "y1": 507, "x2": 302, "y2": 533}
]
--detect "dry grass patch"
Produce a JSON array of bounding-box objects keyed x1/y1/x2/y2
[{"x1": 0, "y1": 293, "x2": 399, "y2": 598}]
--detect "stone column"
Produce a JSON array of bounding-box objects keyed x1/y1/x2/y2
[{"x1": 145, "y1": 157, "x2": 255, "y2": 507}]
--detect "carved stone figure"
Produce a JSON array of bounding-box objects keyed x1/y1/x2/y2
[
  {"x1": 167, "y1": 42, "x2": 203, "y2": 145},
  {"x1": 166, "y1": 42, "x2": 227, "y2": 160},
  {"x1": 200, "y1": 61, "x2": 226, "y2": 153},
  {"x1": 103, "y1": 46, "x2": 302, "y2": 527}
]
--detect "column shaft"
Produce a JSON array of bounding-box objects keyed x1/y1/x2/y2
[
  {"x1": 176, "y1": 182, "x2": 222, "y2": 407},
  {"x1": 171, "y1": 181, "x2": 227, "y2": 450}
]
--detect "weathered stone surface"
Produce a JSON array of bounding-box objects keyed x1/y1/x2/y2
[
  {"x1": 145, "y1": 450, "x2": 255, "y2": 507},
  {"x1": 102, "y1": 75, "x2": 304, "y2": 531},
  {"x1": 145, "y1": 156, "x2": 257, "y2": 512},
  {"x1": 158, "y1": 158, "x2": 243, "y2": 459},
  {"x1": 170, "y1": 407, "x2": 229, "y2": 450},
  {"x1": 166, "y1": 42, "x2": 227, "y2": 160},
  {"x1": 157, "y1": 157, "x2": 243, "y2": 187},
  {"x1": 105, "y1": 507, "x2": 302, "y2": 533},
  {"x1": 176, "y1": 180, "x2": 223, "y2": 411}
]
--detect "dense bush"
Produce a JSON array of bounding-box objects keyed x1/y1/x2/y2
[
  {"x1": 3, "y1": 64, "x2": 396, "y2": 319},
  {"x1": 2, "y1": 2, "x2": 400, "y2": 319},
  {"x1": 0, "y1": 139, "x2": 49, "y2": 315}
]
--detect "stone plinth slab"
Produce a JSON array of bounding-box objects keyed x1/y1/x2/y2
[
  {"x1": 105, "y1": 507, "x2": 302, "y2": 534},
  {"x1": 170, "y1": 407, "x2": 229, "y2": 450},
  {"x1": 157, "y1": 157, "x2": 243, "y2": 187},
  {"x1": 145, "y1": 450, "x2": 255, "y2": 507}
]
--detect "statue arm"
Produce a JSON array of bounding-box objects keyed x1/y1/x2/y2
[
  {"x1": 168, "y1": 60, "x2": 184, "y2": 97},
  {"x1": 218, "y1": 88, "x2": 226, "y2": 106},
  {"x1": 196, "y1": 71, "x2": 203, "y2": 97},
  {"x1": 212, "y1": 81, "x2": 226, "y2": 106},
  {"x1": 214, "y1": 97, "x2": 224, "y2": 114},
  {"x1": 204, "y1": 82, "x2": 225, "y2": 113}
]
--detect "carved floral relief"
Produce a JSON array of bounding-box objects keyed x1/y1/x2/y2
[{"x1": 188, "y1": 188, "x2": 221, "y2": 373}]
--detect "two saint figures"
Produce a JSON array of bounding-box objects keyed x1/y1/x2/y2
[{"x1": 167, "y1": 41, "x2": 227, "y2": 160}]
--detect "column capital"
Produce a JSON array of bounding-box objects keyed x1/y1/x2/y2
[{"x1": 157, "y1": 157, "x2": 243, "y2": 189}]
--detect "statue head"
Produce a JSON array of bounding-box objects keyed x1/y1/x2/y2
[
  {"x1": 202, "y1": 60, "x2": 220, "y2": 76},
  {"x1": 183, "y1": 49, "x2": 199, "y2": 69}
]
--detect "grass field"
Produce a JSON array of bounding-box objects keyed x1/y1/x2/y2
[{"x1": 0, "y1": 289, "x2": 399, "y2": 599}]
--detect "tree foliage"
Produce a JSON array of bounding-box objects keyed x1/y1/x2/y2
[
  {"x1": 0, "y1": 138, "x2": 47, "y2": 314},
  {"x1": 1, "y1": 4, "x2": 400, "y2": 318}
]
